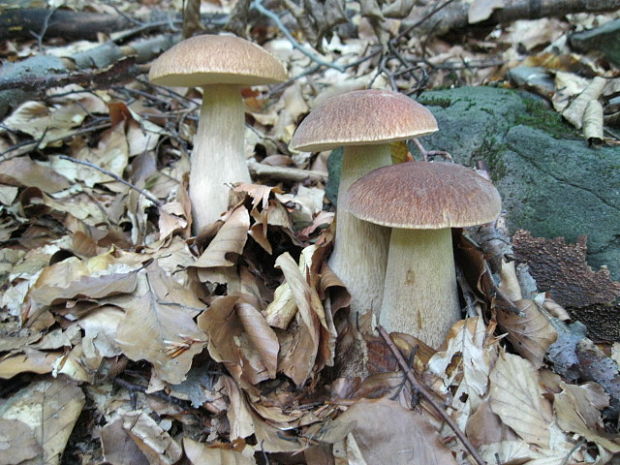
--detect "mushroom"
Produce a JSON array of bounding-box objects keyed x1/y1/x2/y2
[
  {"x1": 149, "y1": 35, "x2": 287, "y2": 233},
  {"x1": 342, "y1": 161, "x2": 501, "y2": 347},
  {"x1": 290, "y1": 89, "x2": 437, "y2": 317}
]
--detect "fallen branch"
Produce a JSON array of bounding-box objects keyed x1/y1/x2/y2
[
  {"x1": 402, "y1": 0, "x2": 620, "y2": 37},
  {"x1": 378, "y1": 325, "x2": 486, "y2": 465},
  {"x1": 0, "y1": 33, "x2": 179, "y2": 118}
]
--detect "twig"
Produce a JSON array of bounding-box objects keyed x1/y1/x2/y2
[
  {"x1": 56, "y1": 155, "x2": 162, "y2": 207},
  {"x1": 377, "y1": 325, "x2": 486, "y2": 465},
  {"x1": 250, "y1": 0, "x2": 345, "y2": 72},
  {"x1": 248, "y1": 160, "x2": 327, "y2": 183},
  {"x1": 394, "y1": 0, "x2": 458, "y2": 41},
  {"x1": 0, "y1": 122, "x2": 111, "y2": 162}
]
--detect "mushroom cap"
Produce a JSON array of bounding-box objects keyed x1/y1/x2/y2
[
  {"x1": 290, "y1": 89, "x2": 438, "y2": 152},
  {"x1": 149, "y1": 35, "x2": 287, "y2": 87},
  {"x1": 343, "y1": 161, "x2": 501, "y2": 229}
]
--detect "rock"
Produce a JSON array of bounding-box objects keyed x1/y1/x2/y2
[
  {"x1": 569, "y1": 19, "x2": 620, "y2": 67},
  {"x1": 327, "y1": 86, "x2": 620, "y2": 280}
]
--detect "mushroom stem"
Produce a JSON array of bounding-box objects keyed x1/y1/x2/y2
[
  {"x1": 191, "y1": 84, "x2": 251, "y2": 233},
  {"x1": 328, "y1": 144, "x2": 391, "y2": 316},
  {"x1": 380, "y1": 227, "x2": 460, "y2": 347}
]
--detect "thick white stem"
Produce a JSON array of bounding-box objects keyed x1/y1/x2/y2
[
  {"x1": 328, "y1": 145, "x2": 391, "y2": 316},
  {"x1": 191, "y1": 84, "x2": 251, "y2": 233},
  {"x1": 380, "y1": 228, "x2": 460, "y2": 347}
]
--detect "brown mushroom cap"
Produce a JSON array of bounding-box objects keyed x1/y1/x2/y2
[
  {"x1": 290, "y1": 89, "x2": 438, "y2": 152},
  {"x1": 149, "y1": 35, "x2": 287, "y2": 87},
  {"x1": 343, "y1": 161, "x2": 501, "y2": 229}
]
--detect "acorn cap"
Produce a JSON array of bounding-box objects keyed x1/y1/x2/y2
[
  {"x1": 343, "y1": 161, "x2": 501, "y2": 229},
  {"x1": 290, "y1": 89, "x2": 438, "y2": 152},
  {"x1": 149, "y1": 35, "x2": 287, "y2": 88}
]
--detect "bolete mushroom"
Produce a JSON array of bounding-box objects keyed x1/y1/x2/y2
[
  {"x1": 290, "y1": 89, "x2": 437, "y2": 317},
  {"x1": 342, "y1": 161, "x2": 501, "y2": 347},
  {"x1": 149, "y1": 35, "x2": 287, "y2": 233}
]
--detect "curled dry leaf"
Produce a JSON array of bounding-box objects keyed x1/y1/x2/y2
[
  {"x1": 496, "y1": 299, "x2": 557, "y2": 368},
  {"x1": 271, "y1": 251, "x2": 324, "y2": 386},
  {"x1": 427, "y1": 317, "x2": 496, "y2": 428},
  {"x1": 562, "y1": 77, "x2": 607, "y2": 130},
  {"x1": 194, "y1": 206, "x2": 250, "y2": 269},
  {"x1": 0, "y1": 349, "x2": 60, "y2": 379},
  {"x1": 554, "y1": 382, "x2": 620, "y2": 453},
  {"x1": 489, "y1": 350, "x2": 552, "y2": 448},
  {"x1": 315, "y1": 398, "x2": 458, "y2": 465},
  {"x1": 0, "y1": 378, "x2": 85, "y2": 465},
  {"x1": 184, "y1": 437, "x2": 257, "y2": 465},
  {"x1": 219, "y1": 376, "x2": 255, "y2": 440},
  {"x1": 27, "y1": 248, "x2": 142, "y2": 314},
  {"x1": 198, "y1": 296, "x2": 279, "y2": 385},
  {"x1": 121, "y1": 410, "x2": 182, "y2": 465}
]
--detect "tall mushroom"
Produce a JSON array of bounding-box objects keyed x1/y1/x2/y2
[
  {"x1": 149, "y1": 35, "x2": 287, "y2": 233},
  {"x1": 343, "y1": 161, "x2": 501, "y2": 347},
  {"x1": 290, "y1": 90, "x2": 437, "y2": 317}
]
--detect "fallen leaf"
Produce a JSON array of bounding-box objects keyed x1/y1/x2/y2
[
  {"x1": 316, "y1": 398, "x2": 458, "y2": 465},
  {"x1": 115, "y1": 264, "x2": 207, "y2": 384},
  {"x1": 184, "y1": 437, "x2": 257, "y2": 465},
  {"x1": 101, "y1": 417, "x2": 149, "y2": 465},
  {"x1": 0, "y1": 377, "x2": 85, "y2": 465},
  {"x1": 496, "y1": 299, "x2": 557, "y2": 368},
  {"x1": 194, "y1": 206, "x2": 250, "y2": 269},
  {"x1": 0, "y1": 418, "x2": 42, "y2": 465},
  {"x1": 122, "y1": 410, "x2": 182, "y2": 465},
  {"x1": 489, "y1": 350, "x2": 552, "y2": 448}
]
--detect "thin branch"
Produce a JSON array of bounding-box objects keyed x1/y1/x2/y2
[
  {"x1": 250, "y1": 0, "x2": 345, "y2": 72},
  {"x1": 377, "y1": 325, "x2": 486, "y2": 465},
  {"x1": 394, "y1": 0, "x2": 458, "y2": 41},
  {"x1": 56, "y1": 155, "x2": 162, "y2": 207}
]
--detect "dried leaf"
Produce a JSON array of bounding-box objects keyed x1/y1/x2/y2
[
  {"x1": 28, "y1": 249, "x2": 142, "y2": 308},
  {"x1": 316, "y1": 398, "x2": 458, "y2": 465},
  {"x1": 115, "y1": 265, "x2": 207, "y2": 384},
  {"x1": 101, "y1": 417, "x2": 149, "y2": 465},
  {"x1": 0, "y1": 157, "x2": 70, "y2": 193},
  {"x1": 3, "y1": 100, "x2": 89, "y2": 147},
  {"x1": 583, "y1": 99, "x2": 604, "y2": 143},
  {"x1": 121, "y1": 411, "x2": 182, "y2": 465},
  {"x1": 198, "y1": 296, "x2": 278, "y2": 385},
  {"x1": 563, "y1": 77, "x2": 607, "y2": 129},
  {"x1": 0, "y1": 419, "x2": 42, "y2": 465},
  {"x1": 184, "y1": 437, "x2": 257, "y2": 465},
  {"x1": 496, "y1": 299, "x2": 557, "y2": 368},
  {"x1": 194, "y1": 206, "x2": 250, "y2": 268},
  {"x1": 0, "y1": 378, "x2": 85, "y2": 465},
  {"x1": 0, "y1": 349, "x2": 60, "y2": 379},
  {"x1": 554, "y1": 382, "x2": 620, "y2": 453},
  {"x1": 468, "y1": 0, "x2": 505, "y2": 23},
  {"x1": 489, "y1": 350, "x2": 552, "y2": 448}
]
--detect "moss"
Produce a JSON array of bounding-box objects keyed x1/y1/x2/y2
[
  {"x1": 417, "y1": 96, "x2": 452, "y2": 108},
  {"x1": 470, "y1": 135, "x2": 508, "y2": 182},
  {"x1": 515, "y1": 97, "x2": 581, "y2": 139}
]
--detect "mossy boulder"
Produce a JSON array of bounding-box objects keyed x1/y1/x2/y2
[{"x1": 327, "y1": 86, "x2": 620, "y2": 279}]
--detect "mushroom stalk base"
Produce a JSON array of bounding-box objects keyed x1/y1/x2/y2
[
  {"x1": 380, "y1": 227, "x2": 460, "y2": 348},
  {"x1": 191, "y1": 84, "x2": 251, "y2": 233},
  {"x1": 328, "y1": 144, "x2": 391, "y2": 317}
]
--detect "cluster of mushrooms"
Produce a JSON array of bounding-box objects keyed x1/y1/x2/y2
[{"x1": 150, "y1": 34, "x2": 502, "y2": 348}]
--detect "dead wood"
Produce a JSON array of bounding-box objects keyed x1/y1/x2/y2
[
  {"x1": 0, "y1": 33, "x2": 178, "y2": 118},
  {"x1": 402, "y1": 0, "x2": 620, "y2": 37},
  {"x1": 0, "y1": 8, "x2": 134, "y2": 41}
]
